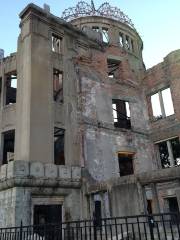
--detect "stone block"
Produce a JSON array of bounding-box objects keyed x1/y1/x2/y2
[
  {"x1": 30, "y1": 162, "x2": 44, "y2": 178},
  {"x1": 45, "y1": 164, "x2": 58, "y2": 178},
  {"x1": 6, "y1": 161, "x2": 14, "y2": 178},
  {"x1": 7, "y1": 161, "x2": 29, "y2": 178},
  {"x1": 59, "y1": 166, "x2": 71, "y2": 179},
  {"x1": 71, "y1": 167, "x2": 81, "y2": 180},
  {"x1": 0, "y1": 164, "x2": 7, "y2": 179}
]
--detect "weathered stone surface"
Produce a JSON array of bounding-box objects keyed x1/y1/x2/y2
[
  {"x1": 71, "y1": 166, "x2": 81, "y2": 180},
  {"x1": 30, "y1": 162, "x2": 44, "y2": 177},
  {"x1": 45, "y1": 164, "x2": 58, "y2": 178},
  {"x1": 0, "y1": 164, "x2": 7, "y2": 179},
  {"x1": 59, "y1": 166, "x2": 71, "y2": 179},
  {"x1": 7, "y1": 161, "x2": 29, "y2": 178}
]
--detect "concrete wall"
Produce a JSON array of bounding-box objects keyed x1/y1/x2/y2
[{"x1": 0, "y1": 160, "x2": 82, "y2": 227}]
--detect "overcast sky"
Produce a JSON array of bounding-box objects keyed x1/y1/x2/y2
[{"x1": 0, "y1": 0, "x2": 180, "y2": 69}]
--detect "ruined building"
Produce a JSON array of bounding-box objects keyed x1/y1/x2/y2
[{"x1": 0, "y1": 1, "x2": 180, "y2": 227}]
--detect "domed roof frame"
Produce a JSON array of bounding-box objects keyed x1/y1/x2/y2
[{"x1": 61, "y1": 0, "x2": 135, "y2": 29}]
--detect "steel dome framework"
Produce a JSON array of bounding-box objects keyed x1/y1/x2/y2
[{"x1": 61, "y1": 1, "x2": 135, "y2": 29}]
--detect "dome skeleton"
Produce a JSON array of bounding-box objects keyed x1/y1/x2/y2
[{"x1": 61, "y1": 0, "x2": 135, "y2": 29}]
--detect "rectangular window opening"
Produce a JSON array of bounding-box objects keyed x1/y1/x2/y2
[
  {"x1": 119, "y1": 32, "x2": 123, "y2": 47},
  {"x1": 125, "y1": 35, "x2": 130, "y2": 50},
  {"x1": 158, "y1": 141, "x2": 170, "y2": 168},
  {"x1": 157, "y1": 137, "x2": 180, "y2": 168},
  {"x1": 94, "y1": 200, "x2": 102, "y2": 227},
  {"x1": 2, "y1": 130, "x2": 15, "y2": 165},
  {"x1": 151, "y1": 87, "x2": 174, "y2": 120},
  {"x1": 102, "y1": 28, "x2": 109, "y2": 43},
  {"x1": 112, "y1": 99, "x2": 131, "y2": 129},
  {"x1": 53, "y1": 69, "x2": 63, "y2": 102},
  {"x1": 131, "y1": 39, "x2": 134, "y2": 52},
  {"x1": 151, "y1": 92, "x2": 162, "y2": 119},
  {"x1": 164, "y1": 197, "x2": 179, "y2": 223},
  {"x1": 107, "y1": 59, "x2": 120, "y2": 78},
  {"x1": 5, "y1": 73, "x2": 17, "y2": 105},
  {"x1": 54, "y1": 127, "x2": 65, "y2": 165},
  {"x1": 162, "y1": 88, "x2": 174, "y2": 116},
  {"x1": 147, "y1": 199, "x2": 153, "y2": 214},
  {"x1": 118, "y1": 152, "x2": 134, "y2": 176},
  {"x1": 92, "y1": 26, "x2": 99, "y2": 32},
  {"x1": 52, "y1": 34, "x2": 62, "y2": 53}
]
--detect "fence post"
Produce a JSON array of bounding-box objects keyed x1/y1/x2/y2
[
  {"x1": 148, "y1": 215, "x2": 154, "y2": 240},
  {"x1": 93, "y1": 214, "x2": 97, "y2": 240},
  {"x1": 20, "y1": 221, "x2": 23, "y2": 240}
]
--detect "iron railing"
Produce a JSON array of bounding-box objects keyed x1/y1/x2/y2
[{"x1": 0, "y1": 213, "x2": 180, "y2": 240}]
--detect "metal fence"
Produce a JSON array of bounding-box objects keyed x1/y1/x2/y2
[{"x1": 0, "y1": 213, "x2": 180, "y2": 240}]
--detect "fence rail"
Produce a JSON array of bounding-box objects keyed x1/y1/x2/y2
[{"x1": 0, "y1": 213, "x2": 180, "y2": 240}]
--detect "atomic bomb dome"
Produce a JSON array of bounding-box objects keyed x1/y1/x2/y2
[{"x1": 61, "y1": 0, "x2": 135, "y2": 28}]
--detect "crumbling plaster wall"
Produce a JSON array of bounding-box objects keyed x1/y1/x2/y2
[
  {"x1": 78, "y1": 46, "x2": 155, "y2": 182},
  {"x1": 111, "y1": 183, "x2": 142, "y2": 216},
  {"x1": 0, "y1": 188, "x2": 16, "y2": 227}
]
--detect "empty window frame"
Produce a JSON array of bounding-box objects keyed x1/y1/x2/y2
[
  {"x1": 118, "y1": 152, "x2": 134, "y2": 176},
  {"x1": 107, "y1": 59, "x2": 120, "y2": 78},
  {"x1": 2, "y1": 130, "x2": 15, "y2": 165},
  {"x1": 125, "y1": 35, "x2": 130, "y2": 50},
  {"x1": 112, "y1": 99, "x2": 131, "y2": 129},
  {"x1": 92, "y1": 27, "x2": 109, "y2": 43},
  {"x1": 164, "y1": 197, "x2": 179, "y2": 223},
  {"x1": 119, "y1": 32, "x2": 123, "y2": 47},
  {"x1": 5, "y1": 73, "x2": 17, "y2": 105},
  {"x1": 92, "y1": 26, "x2": 99, "y2": 32},
  {"x1": 157, "y1": 137, "x2": 180, "y2": 168},
  {"x1": 102, "y1": 28, "x2": 109, "y2": 43},
  {"x1": 53, "y1": 69, "x2": 63, "y2": 102},
  {"x1": 131, "y1": 39, "x2": 134, "y2": 52},
  {"x1": 94, "y1": 200, "x2": 102, "y2": 227},
  {"x1": 52, "y1": 34, "x2": 62, "y2": 53},
  {"x1": 147, "y1": 200, "x2": 153, "y2": 214},
  {"x1": 54, "y1": 127, "x2": 65, "y2": 165},
  {"x1": 151, "y1": 87, "x2": 174, "y2": 120}
]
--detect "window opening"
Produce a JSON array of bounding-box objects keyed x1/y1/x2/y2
[
  {"x1": 112, "y1": 99, "x2": 131, "y2": 129},
  {"x1": 147, "y1": 200, "x2": 153, "y2": 214},
  {"x1": 118, "y1": 152, "x2": 134, "y2": 176},
  {"x1": 52, "y1": 34, "x2": 62, "y2": 53},
  {"x1": 119, "y1": 32, "x2": 123, "y2": 47},
  {"x1": 164, "y1": 197, "x2": 179, "y2": 223},
  {"x1": 102, "y1": 28, "x2": 109, "y2": 43},
  {"x1": 125, "y1": 35, "x2": 130, "y2": 50},
  {"x1": 53, "y1": 69, "x2": 63, "y2": 102},
  {"x1": 2, "y1": 130, "x2": 15, "y2": 165},
  {"x1": 162, "y1": 88, "x2": 174, "y2": 116},
  {"x1": 54, "y1": 127, "x2": 65, "y2": 165},
  {"x1": 151, "y1": 87, "x2": 174, "y2": 120},
  {"x1": 151, "y1": 93, "x2": 162, "y2": 119},
  {"x1": 5, "y1": 73, "x2": 17, "y2": 105},
  {"x1": 131, "y1": 39, "x2": 134, "y2": 52},
  {"x1": 92, "y1": 26, "x2": 99, "y2": 32},
  {"x1": 157, "y1": 137, "x2": 180, "y2": 168},
  {"x1": 107, "y1": 59, "x2": 120, "y2": 78},
  {"x1": 94, "y1": 200, "x2": 102, "y2": 227}
]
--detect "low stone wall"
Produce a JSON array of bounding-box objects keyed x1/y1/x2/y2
[{"x1": 0, "y1": 161, "x2": 81, "y2": 179}]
